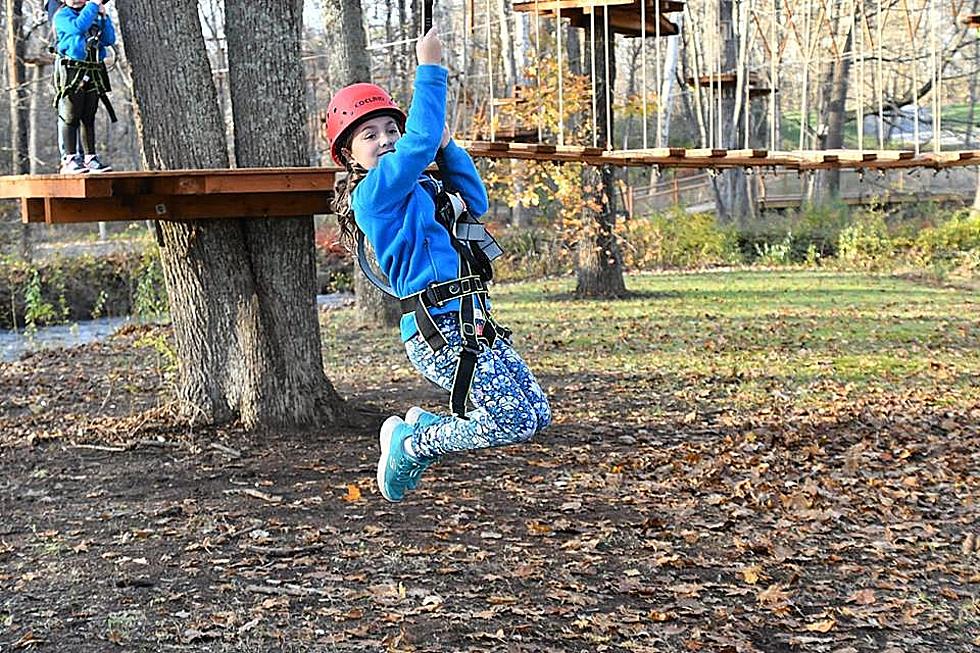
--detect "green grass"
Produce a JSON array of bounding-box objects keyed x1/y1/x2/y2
[
  {"x1": 780, "y1": 103, "x2": 980, "y2": 149},
  {"x1": 320, "y1": 270, "x2": 979, "y2": 415}
]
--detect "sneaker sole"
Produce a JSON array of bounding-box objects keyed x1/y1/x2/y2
[{"x1": 377, "y1": 416, "x2": 404, "y2": 502}]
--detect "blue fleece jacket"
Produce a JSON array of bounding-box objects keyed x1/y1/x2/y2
[
  {"x1": 54, "y1": 3, "x2": 116, "y2": 62},
  {"x1": 351, "y1": 65, "x2": 490, "y2": 342}
]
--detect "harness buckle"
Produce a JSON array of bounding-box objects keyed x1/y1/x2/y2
[{"x1": 423, "y1": 284, "x2": 443, "y2": 307}]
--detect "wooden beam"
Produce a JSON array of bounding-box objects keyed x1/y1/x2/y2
[
  {"x1": 513, "y1": 0, "x2": 683, "y2": 13},
  {"x1": 41, "y1": 192, "x2": 331, "y2": 224},
  {"x1": 0, "y1": 168, "x2": 338, "y2": 200},
  {"x1": 20, "y1": 198, "x2": 45, "y2": 223},
  {"x1": 0, "y1": 175, "x2": 112, "y2": 199}
]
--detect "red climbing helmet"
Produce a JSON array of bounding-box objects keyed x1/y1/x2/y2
[{"x1": 326, "y1": 83, "x2": 406, "y2": 166}]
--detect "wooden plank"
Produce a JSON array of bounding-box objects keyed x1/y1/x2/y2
[
  {"x1": 204, "y1": 170, "x2": 335, "y2": 194},
  {"x1": 824, "y1": 149, "x2": 877, "y2": 162},
  {"x1": 557, "y1": 145, "x2": 605, "y2": 157},
  {"x1": 514, "y1": 0, "x2": 683, "y2": 13},
  {"x1": 725, "y1": 149, "x2": 769, "y2": 158},
  {"x1": 513, "y1": 0, "x2": 633, "y2": 12},
  {"x1": 609, "y1": 147, "x2": 687, "y2": 158},
  {"x1": 874, "y1": 150, "x2": 915, "y2": 160},
  {"x1": 685, "y1": 148, "x2": 729, "y2": 158},
  {"x1": 20, "y1": 198, "x2": 46, "y2": 223},
  {"x1": 42, "y1": 192, "x2": 332, "y2": 224},
  {"x1": 0, "y1": 175, "x2": 100, "y2": 200},
  {"x1": 511, "y1": 143, "x2": 557, "y2": 153}
]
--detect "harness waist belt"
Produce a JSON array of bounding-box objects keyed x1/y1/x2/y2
[{"x1": 398, "y1": 275, "x2": 486, "y2": 313}]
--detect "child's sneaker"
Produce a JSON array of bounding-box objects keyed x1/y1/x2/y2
[
  {"x1": 403, "y1": 407, "x2": 441, "y2": 489},
  {"x1": 84, "y1": 154, "x2": 112, "y2": 173},
  {"x1": 405, "y1": 406, "x2": 440, "y2": 428},
  {"x1": 59, "y1": 154, "x2": 88, "y2": 174},
  {"x1": 377, "y1": 416, "x2": 420, "y2": 502}
]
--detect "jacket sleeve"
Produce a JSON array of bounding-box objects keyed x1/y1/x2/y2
[
  {"x1": 101, "y1": 16, "x2": 116, "y2": 46},
  {"x1": 352, "y1": 65, "x2": 447, "y2": 216},
  {"x1": 54, "y1": 2, "x2": 99, "y2": 35},
  {"x1": 438, "y1": 140, "x2": 490, "y2": 217}
]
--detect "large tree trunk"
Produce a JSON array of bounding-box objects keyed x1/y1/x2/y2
[
  {"x1": 6, "y1": 0, "x2": 29, "y2": 259},
  {"x1": 812, "y1": 29, "x2": 853, "y2": 201},
  {"x1": 118, "y1": 0, "x2": 344, "y2": 430},
  {"x1": 712, "y1": 0, "x2": 751, "y2": 224},
  {"x1": 324, "y1": 0, "x2": 401, "y2": 327},
  {"x1": 576, "y1": 24, "x2": 627, "y2": 298},
  {"x1": 5, "y1": 0, "x2": 26, "y2": 174},
  {"x1": 494, "y1": 0, "x2": 517, "y2": 93}
]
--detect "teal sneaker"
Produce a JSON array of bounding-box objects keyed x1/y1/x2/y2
[
  {"x1": 377, "y1": 416, "x2": 418, "y2": 502},
  {"x1": 403, "y1": 407, "x2": 441, "y2": 490},
  {"x1": 405, "y1": 406, "x2": 440, "y2": 429}
]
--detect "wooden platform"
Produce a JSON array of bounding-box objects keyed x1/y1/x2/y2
[
  {"x1": 512, "y1": 0, "x2": 682, "y2": 38},
  {"x1": 0, "y1": 168, "x2": 337, "y2": 225}
]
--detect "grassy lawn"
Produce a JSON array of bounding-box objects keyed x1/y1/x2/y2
[{"x1": 322, "y1": 269, "x2": 979, "y2": 420}]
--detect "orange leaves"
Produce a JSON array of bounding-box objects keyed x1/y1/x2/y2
[
  {"x1": 342, "y1": 483, "x2": 361, "y2": 502},
  {"x1": 804, "y1": 617, "x2": 836, "y2": 632},
  {"x1": 740, "y1": 565, "x2": 763, "y2": 585},
  {"x1": 847, "y1": 588, "x2": 877, "y2": 605},
  {"x1": 757, "y1": 584, "x2": 793, "y2": 615}
]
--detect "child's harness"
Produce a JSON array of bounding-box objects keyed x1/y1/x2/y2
[
  {"x1": 51, "y1": 9, "x2": 117, "y2": 122},
  {"x1": 356, "y1": 174, "x2": 508, "y2": 419}
]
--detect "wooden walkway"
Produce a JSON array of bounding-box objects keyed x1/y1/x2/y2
[
  {"x1": 1, "y1": 145, "x2": 979, "y2": 225},
  {"x1": 460, "y1": 142, "x2": 980, "y2": 170}
]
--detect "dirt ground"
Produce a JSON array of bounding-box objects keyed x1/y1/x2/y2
[{"x1": 1, "y1": 323, "x2": 979, "y2": 652}]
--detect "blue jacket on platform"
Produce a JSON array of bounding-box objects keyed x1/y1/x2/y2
[
  {"x1": 352, "y1": 65, "x2": 490, "y2": 342},
  {"x1": 54, "y1": 2, "x2": 116, "y2": 62}
]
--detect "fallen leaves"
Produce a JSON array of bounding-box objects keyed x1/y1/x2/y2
[
  {"x1": 803, "y1": 617, "x2": 836, "y2": 632},
  {"x1": 343, "y1": 483, "x2": 362, "y2": 502},
  {"x1": 740, "y1": 565, "x2": 763, "y2": 584},
  {"x1": 848, "y1": 588, "x2": 876, "y2": 605}
]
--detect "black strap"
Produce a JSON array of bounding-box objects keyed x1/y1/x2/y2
[
  {"x1": 351, "y1": 162, "x2": 511, "y2": 418},
  {"x1": 54, "y1": 57, "x2": 117, "y2": 122}
]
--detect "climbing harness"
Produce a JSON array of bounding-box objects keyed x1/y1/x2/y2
[
  {"x1": 51, "y1": 7, "x2": 117, "y2": 123},
  {"x1": 355, "y1": 164, "x2": 508, "y2": 419}
]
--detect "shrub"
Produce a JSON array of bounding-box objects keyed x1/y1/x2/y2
[
  {"x1": 0, "y1": 249, "x2": 164, "y2": 329},
  {"x1": 621, "y1": 208, "x2": 741, "y2": 269},
  {"x1": 836, "y1": 210, "x2": 894, "y2": 270},
  {"x1": 492, "y1": 227, "x2": 573, "y2": 281}
]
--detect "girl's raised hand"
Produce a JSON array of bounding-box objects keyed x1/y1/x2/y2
[{"x1": 416, "y1": 27, "x2": 442, "y2": 65}]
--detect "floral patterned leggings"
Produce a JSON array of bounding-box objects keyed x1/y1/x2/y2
[{"x1": 404, "y1": 313, "x2": 551, "y2": 458}]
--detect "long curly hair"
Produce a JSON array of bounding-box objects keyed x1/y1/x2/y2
[{"x1": 331, "y1": 147, "x2": 368, "y2": 252}]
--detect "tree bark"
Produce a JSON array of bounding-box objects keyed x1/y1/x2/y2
[
  {"x1": 5, "y1": 0, "x2": 27, "y2": 174},
  {"x1": 6, "y1": 0, "x2": 29, "y2": 259},
  {"x1": 576, "y1": 24, "x2": 626, "y2": 298},
  {"x1": 323, "y1": 0, "x2": 402, "y2": 328},
  {"x1": 712, "y1": 0, "x2": 751, "y2": 224},
  {"x1": 118, "y1": 0, "x2": 344, "y2": 430},
  {"x1": 813, "y1": 29, "x2": 853, "y2": 201}
]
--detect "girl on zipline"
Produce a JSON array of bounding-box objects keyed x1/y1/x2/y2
[
  {"x1": 50, "y1": 0, "x2": 116, "y2": 174},
  {"x1": 327, "y1": 27, "x2": 551, "y2": 503}
]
